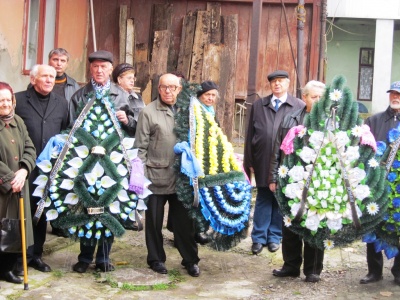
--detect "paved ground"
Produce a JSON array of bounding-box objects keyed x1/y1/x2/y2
[{"x1": 1, "y1": 216, "x2": 400, "y2": 300}]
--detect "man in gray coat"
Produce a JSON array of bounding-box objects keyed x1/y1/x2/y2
[
  {"x1": 134, "y1": 73, "x2": 200, "y2": 277},
  {"x1": 244, "y1": 70, "x2": 305, "y2": 255}
]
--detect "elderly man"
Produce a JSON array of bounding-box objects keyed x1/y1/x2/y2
[
  {"x1": 134, "y1": 73, "x2": 200, "y2": 277},
  {"x1": 360, "y1": 81, "x2": 400, "y2": 285},
  {"x1": 48, "y1": 48, "x2": 80, "y2": 102},
  {"x1": 15, "y1": 64, "x2": 69, "y2": 274},
  {"x1": 69, "y1": 50, "x2": 135, "y2": 273},
  {"x1": 244, "y1": 70, "x2": 305, "y2": 255},
  {"x1": 269, "y1": 80, "x2": 326, "y2": 283}
]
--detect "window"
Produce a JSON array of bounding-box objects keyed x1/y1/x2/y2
[
  {"x1": 23, "y1": 0, "x2": 58, "y2": 74},
  {"x1": 357, "y1": 48, "x2": 374, "y2": 101}
]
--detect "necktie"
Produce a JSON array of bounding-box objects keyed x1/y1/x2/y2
[{"x1": 274, "y1": 99, "x2": 281, "y2": 111}]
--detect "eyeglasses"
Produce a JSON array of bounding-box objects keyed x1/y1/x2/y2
[{"x1": 159, "y1": 85, "x2": 178, "y2": 92}]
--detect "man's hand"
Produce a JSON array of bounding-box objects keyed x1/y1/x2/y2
[
  {"x1": 269, "y1": 183, "x2": 277, "y2": 193},
  {"x1": 11, "y1": 168, "x2": 28, "y2": 193},
  {"x1": 116, "y1": 110, "x2": 129, "y2": 125}
]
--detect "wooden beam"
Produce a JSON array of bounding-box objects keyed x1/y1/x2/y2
[
  {"x1": 207, "y1": 2, "x2": 222, "y2": 44},
  {"x1": 177, "y1": 14, "x2": 196, "y2": 79},
  {"x1": 202, "y1": 44, "x2": 222, "y2": 82},
  {"x1": 150, "y1": 30, "x2": 171, "y2": 100},
  {"x1": 119, "y1": 5, "x2": 128, "y2": 64},
  {"x1": 125, "y1": 18, "x2": 135, "y2": 65}
]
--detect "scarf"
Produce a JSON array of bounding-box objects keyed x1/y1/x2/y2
[{"x1": 128, "y1": 157, "x2": 145, "y2": 194}]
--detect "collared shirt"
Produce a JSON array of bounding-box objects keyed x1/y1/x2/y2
[{"x1": 271, "y1": 93, "x2": 288, "y2": 109}]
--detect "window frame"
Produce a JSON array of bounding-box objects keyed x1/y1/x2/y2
[{"x1": 357, "y1": 47, "x2": 374, "y2": 101}]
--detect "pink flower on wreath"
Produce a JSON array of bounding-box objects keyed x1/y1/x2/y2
[
  {"x1": 280, "y1": 125, "x2": 306, "y2": 155},
  {"x1": 359, "y1": 124, "x2": 377, "y2": 151}
]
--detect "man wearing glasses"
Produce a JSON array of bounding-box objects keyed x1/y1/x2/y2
[{"x1": 134, "y1": 73, "x2": 201, "y2": 277}]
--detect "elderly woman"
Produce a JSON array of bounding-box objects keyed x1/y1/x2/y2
[
  {"x1": 112, "y1": 63, "x2": 145, "y2": 136},
  {"x1": 197, "y1": 81, "x2": 219, "y2": 116},
  {"x1": 0, "y1": 82, "x2": 36, "y2": 284}
]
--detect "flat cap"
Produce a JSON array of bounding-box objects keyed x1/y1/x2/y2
[
  {"x1": 112, "y1": 63, "x2": 134, "y2": 82},
  {"x1": 387, "y1": 81, "x2": 400, "y2": 93},
  {"x1": 267, "y1": 70, "x2": 289, "y2": 82},
  {"x1": 197, "y1": 80, "x2": 218, "y2": 97},
  {"x1": 88, "y1": 50, "x2": 113, "y2": 64}
]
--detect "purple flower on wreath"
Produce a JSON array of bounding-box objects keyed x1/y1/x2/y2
[
  {"x1": 383, "y1": 213, "x2": 390, "y2": 221},
  {"x1": 396, "y1": 184, "x2": 400, "y2": 194},
  {"x1": 388, "y1": 128, "x2": 400, "y2": 143},
  {"x1": 393, "y1": 160, "x2": 400, "y2": 169},
  {"x1": 388, "y1": 172, "x2": 397, "y2": 183},
  {"x1": 393, "y1": 198, "x2": 400, "y2": 209},
  {"x1": 386, "y1": 224, "x2": 396, "y2": 232},
  {"x1": 393, "y1": 212, "x2": 400, "y2": 222},
  {"x1": 376, "y1": 141, "x2": 387, "y2": 156}
]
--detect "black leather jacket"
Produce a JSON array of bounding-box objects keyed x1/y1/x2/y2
[{"x1": 269, "y1": 107, "x2": 306, "y2": 184}]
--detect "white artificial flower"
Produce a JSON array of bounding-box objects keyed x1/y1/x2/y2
[
  {"x1": 309, "y1": 131, "x2": 325, "y2": 149},
  {"x1": 278, "y1": 165, "x2": 289, "y2": 178},
  {"x1": 320, "y1": 155, "x2": 327, "y2": 163},
  {"x1": 285, "y1": 183, "x2": 301, "y2": 199},
  {"x1": 320, "y1": 199, "x2": 328, "y2": 208},
  {"x1": 290, "y1": 202, "x2": 301, "y2": 216},
  {"x1": 324, "y1": 239, "x2": 335, "y2": 250},
  {"x1": 366, "y1": 202, "x2": 379, "y2": 215},
  {"x1": 307, "y1": 196, "x2": 318, "y2": 206},
  {"x1": 351, "y1": 125, "x2": 364, "y2": 137},
  {"x1": 298, "y1": 147, "x2": 317, "y2": 164},
  {"x1": 330, "y1": 188, "x2": 337, "y2": 196},
  {"x1": 353, "y1": 185, "x2": 370, "y2": 201},
  {"x1": 368, "y1": 158, "x2": 379, "y2": 168},
  {"x1": 288, "y1": 166, "x2": 305, "y2": 182},
  {"x1": 335, "y1": 131, "x2": 350, "y2": 148},
  {"x1": 336, "y1": 186, "x2": 344, "y2": 194},
  {"x1": 305, "y1": 213, "x2": 320, "y2": 231},
  {"x1": 327, "y1": 217, "x2": 343, "y2": 231},
  {"x1": 325, "y1": 146, "x2": 332, "y2": 156},
  {"x1": 312, "y1": 179, "x2": 321, "y2": 188},
  {"x1": 329, "y1": 89, "x2": 343, "y2": 101},
  {"x1": 345, "y1": 146, "x2": 360, "y2": 162},
  {"x1": 283, "y1": 215, "x2": 292, "y2": 227},
  {"x1": 320, "y1": 170, "x2": 330, "y2": 178},
  {"x1": 348, "y1": 167, "x2": 367, "y2": 187},
  {"x1": 298, "y1": 127, "x2": 307, "y2": 138}
]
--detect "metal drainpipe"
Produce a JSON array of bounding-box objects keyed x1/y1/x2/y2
[
  {"x1": 90, "y1": 0, "x2": 97, "y2": 51},
  {"x1": 319, "y1": 0, "x2": 327, "y2": 82},
  {"x1": 297, "y1": 0, "x2": 305, "y2": 98}
]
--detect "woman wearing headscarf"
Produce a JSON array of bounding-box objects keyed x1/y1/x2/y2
[
  {"x1": 112, "y1": 63, "x2": 145, "y2": 136},
  {"x1": 0, "y1": 82, "x2": 36, "y2": 284}
]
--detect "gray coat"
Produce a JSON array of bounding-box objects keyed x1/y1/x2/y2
[
  {"x1": 0, "y1": 115, "x2": 36, "y2": 246},
  {"x1": 64, "y1": 74, "x2": 81, "y2": 102},
  {"x1": 365, "y1": 106, "x2": 400, "y2": 141},
  {"x1": 134, "y1": 98, "x2": 177, "y2": 195},
  {"x1": 244, "y1": 94, "x2": 305, "y2": 187}
]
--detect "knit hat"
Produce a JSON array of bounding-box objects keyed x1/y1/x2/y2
[
  {"x1": 197, "y1": 81, "x2": 218, "y2": 97},
  {"x1": 112, "y1": 63, "x2": 134, "y2": 82}
]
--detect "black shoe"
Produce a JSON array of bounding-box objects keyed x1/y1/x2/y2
[
  {"x1": 3, "y1": 271, "x2": 23, "y2": 284},
  {"x1": 359, "y1": 273, "x2": 383, "y2": 284},
  {"x1": 395, "y1": 276, "x2": 400, "y2": 286},
  {"x1": 73, "y1": 261, "x2": 90, "y2": 273},
  {"x1": 195, "y1": 233, "x2": 210, "y2": 245},
  {"x1": 267, "y1": 242, "x2": 280, "y2": 253},
  {"x1": 28, "y1": 258, "x2": 51, "y2": 272},
  {"x1": 251, "y1": 243, "x2": 263, "y2": 255},
  {"x1": 305, "y1": 274, "x2": 320, "y2": 283},
  {"x1": 95, "y1": 262, "x2": 115, "y2": 272},
  {"x1": 272, "y1": 268, "x2": 300, "y2": 277},
  {"x1": 185, "y1": 263, "x2": 200, "y2": 277},
  {"x1": 150, "y1": 262, "x2": 167, "y2": 274},
  {"x1": 13, "y1": 262, "x2": 24, "y2": 276}
]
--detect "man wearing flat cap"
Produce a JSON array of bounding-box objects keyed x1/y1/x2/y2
[
  {"x1": 69, "y1": 50, "x2": 135, "y2": 274},
  {"x1": 359, "y1": 81, "x2": 400, "y2": 285},
  {"x1": 244, "y1": 70, "x2": 305, "y2": 255}
]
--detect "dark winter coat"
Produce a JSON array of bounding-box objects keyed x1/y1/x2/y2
[
  {"x1": 243, "y1": 94, "x2": 305, "y2": 187},
  {"x1": 0, "y1": 115, "x2": 37, "y2": 246},
  {"x1": 365, "y1": 106, "x2": 400, "y2": 141}
]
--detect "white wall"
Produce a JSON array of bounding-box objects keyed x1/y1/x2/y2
[{"x1": 328, "y1": 0, "x2": 400, "y2": 20}]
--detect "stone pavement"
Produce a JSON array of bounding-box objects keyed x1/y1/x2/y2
[{"x1": 1, "y1": 221, "x2": 400, "y2": 300}]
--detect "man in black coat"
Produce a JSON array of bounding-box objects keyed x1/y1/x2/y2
[
  {"x1": 15, "y1": 64, "x2": 69, "y2": 274},
  {"x1": 244, "y1": 70, "x2": 305, "y2": 255}
]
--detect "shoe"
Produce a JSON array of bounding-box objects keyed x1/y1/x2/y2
[
  {"x1": 95, "y1": 262, "x2": 115, "y2": 272},
  {"x1": 13, "y1": 262, "x2": 24, "y2": 276},
  {"x1": 73, "y1": 261, "x2": 90, "y2": 273},
  {"x1": 3, "y1": 271, "x2": 23, "y2": 284},
  {"x1": 272, "y1": 268, "x2": 300, "y2": 277},
  {"x1": 395, "y1": 276, "x2": 400, "y2": 285},
  {"x1": 267, "y1": 242, "x2": 280, "y2": 253},
  {"x1": 251, "y1": 243, "x2": 263, "y2": 255},
  {"x1": 305, "y1": 274, "x2": 320, "y2": 283},
  {"x1": 28, "y1": 258, "x2": 51, "y2": 272},
  {"x1": 195, "y1": 233, "x2": 210, "y2": 245},
  {"x1": 359, "y1": 273, "x2": 383, "y2": 284},
  {"x1": 185, "y1": 263, "x2": 200, "y2": 277},
  {"x1": 150, "y1": 262, "x2": 167, "y2": 274}
]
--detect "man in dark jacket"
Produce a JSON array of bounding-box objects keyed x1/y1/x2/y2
[
  {"x1": 360, "y1": 81, "x2": 400, "y2": 285},
  {"x1": 269, "y1": 80, "x2": 326, "y2": 283},
  {"x1": 244, "y1": 70, "x2": 305, "y2": 255},
  {"x1": 15, "y1": 64, "x2": 69, "y2": 274},
  {"x1": 69, "y1": 50, "x2": 135, "y2": 274},
  {"x1": 48, "y1": 48, "x2": 80, "y2": 103}
]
